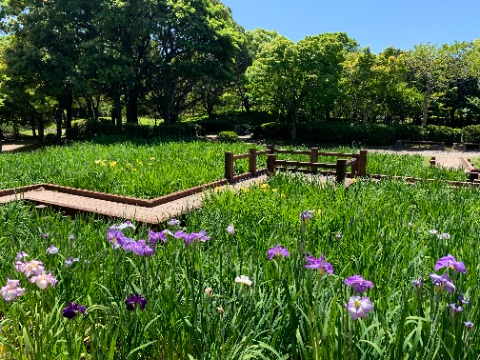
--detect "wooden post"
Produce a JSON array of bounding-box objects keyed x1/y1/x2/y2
[
  {"x1": 358, "y1": 150, "x2": 367, "y2": 176},
  {"x1": 267, "y1": 154, "x2": 276, "y2": 176},
  {"x1": 336, "y1": 159, "x2": 347, "y2": 183},
  {"x1": 225, "y1": 152, "x2": 234, "y2": 183},
  {"x1": 249, "y1": 148, "x2": 257, "y2": 175},
  {"x1": 267, "y1": 144, "x2": 275, "y2": 154},
  {"x1": 310, "y1": 147, "x2": 318, "y2": 174}
]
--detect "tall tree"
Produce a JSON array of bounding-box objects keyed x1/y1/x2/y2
[
  {"x1": 150, "y1": 0, "x2": 239, "y2": 123},
  {"x1": 247, "y1": 33, "x2": 351, "y2": 138},
  {"x1": 406, "y1": 44, "x2": 450, "y2": 126},
  {"x1": 1, "y1": 0, "x2": 98, "y2": 141}
]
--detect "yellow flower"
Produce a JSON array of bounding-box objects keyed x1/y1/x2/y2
[
  {"x1": 240, "y1": 187, "x2": 249, "y2": 192},
  {"x1": 149, "y1": 157, "x2": 156, "y2": 161},
  {"x1": 109, "y1": 161, "x2": 117, "y2": 167},
  {"x1": 280, "y1": 193, "x2": 286, "y2": 199},
  {"x1": 94, "y1": 160, "x2": 102, "y2": 165},
  {"x1": 260, "y1": 183, "x2": 269, "y2": 189},
  {"x1": 316, "y1": 209, "x2": 322, "y2": 215},
  {"x1": 272, "y1": 188, "x2": 278, "y2": 193},
  {"x1": 100, "y1": 161, "x2": 106, "y2": 167}
]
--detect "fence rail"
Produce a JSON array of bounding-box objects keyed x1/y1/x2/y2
[{"x1": 225, "y1": 146, "x2": 367, "y2": 184}]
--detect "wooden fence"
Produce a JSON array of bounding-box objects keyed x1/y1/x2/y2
[{"x1": 225, "y1": 145, "x2": 367, "y2": 184}]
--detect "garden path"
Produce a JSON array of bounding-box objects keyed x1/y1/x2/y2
[{"x1": 0, "y1": 176, "x2": 268, "y2": 225}]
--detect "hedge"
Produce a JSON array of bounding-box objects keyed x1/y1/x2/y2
[{"x1": 253, "y1": 121, "x2": 463, "y2": 146}]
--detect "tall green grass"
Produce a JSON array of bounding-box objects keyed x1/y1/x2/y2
[
  {"x1": 0, "y1": 141, "x2": 467, "y2": 199},
  {"x1": 0, "y1": 175, "x2": 478, "y2": 358},
  {"x1": 0, "y1": 140, "x2": 263, "y2": 198}
]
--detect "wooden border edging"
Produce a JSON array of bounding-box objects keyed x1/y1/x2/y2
[
  {"x1": 0, "y1": 178, "x2": 232, "y2": 208},
  {"x1": 368, "y1": 174, "x2": 480, "y2": 187}
]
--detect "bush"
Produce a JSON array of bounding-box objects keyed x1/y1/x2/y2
[
  {"x1": 255, "y1": 121, "x2": 464, "y2": 146},
  {"x1": 462, "y1": 125, "x2": 480, "y2": 143},
  {"x1": 423, "y1": 125, "x2": 462, "y2": 145},
  {"x1": 253, "y1": 122, "x2": 291, "y2": 140},
  {"x1": 217, "y1": 131, "x2": 238, "y2": 143},
  {"x1": 73, "y1": 120, "x2": 204, "y2": 140},
  {"x1": 43, "y1": 133, "x2": 58, "y2": 144}
]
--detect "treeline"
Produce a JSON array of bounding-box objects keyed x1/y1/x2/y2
[{"x1": 0, "y1": 0, "x2": 480, "y2": 141}]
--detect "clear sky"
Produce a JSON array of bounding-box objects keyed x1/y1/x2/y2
[{"x1": 222, "y1": 0, "x2": 480, "y2": 53}]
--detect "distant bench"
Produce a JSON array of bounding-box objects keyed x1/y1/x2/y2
[
  {"x1": 452, "y1": 143, "x2": 480, "y2": 151},
  {"x1": 396, "y1": 140, "x2": 445, "y2": 150}
]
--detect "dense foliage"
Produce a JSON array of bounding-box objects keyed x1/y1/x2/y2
[
  {"x1": 1, "y1": 3, "x2": 480, "y2": 142},
  {"x1": 0, "y1": 175, "x2": 479, "y2": 358}
]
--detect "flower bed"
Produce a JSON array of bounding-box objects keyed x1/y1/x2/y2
[{"x1": 0, "y1": 174, "x2": 478, "y2": 358}]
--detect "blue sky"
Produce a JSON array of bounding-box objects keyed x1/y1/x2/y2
[{"x1": 222, "y1": 0, "x2": 480, "y2": 53}]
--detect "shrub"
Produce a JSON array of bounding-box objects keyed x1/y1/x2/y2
[
  {"x1": 217, "y1": 131, "x2": 238, "y2": 143},
  {"x1": 462, "y1": 125, "x2": 480, "y2": 143},
  {"x1": 255, "y1": 121, "x2": 464, "y2": 146},
  {"x1": 253, "y1": 122, "x2": 291, "y2": 140},
  {"x1": 43, "y1": 133, "x2": 58, "y2": 144},
  {"x1": 73, "y1": 120, "x2": 204, "y2": 140}
]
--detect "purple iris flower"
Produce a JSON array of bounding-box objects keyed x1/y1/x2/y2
[
  {"x1": 305, "y1": 254, "x2": 334, "y2": 275},
  {"x1": 300, "y1": 211, "x2": 313, "y2": 222},
  {"x1": 346, "y1": 296, "x2": 374, "y2": 320},
  {"x1": 129, "y1": 240, "x2": 156, "y2": 257},
  {"x1": 450, "y1": 303, "x2": 463, "y2": 314},
  {"x1": 267, "y1": 244, "x2": 290, "y2": 259},
  {"x1": 412, "y1": 277, "x2": 424, "y2": 288},
  {"x1": 107, "y1": 228, "x2": 127, "y2": 249},
  {"x1": 193, "y1": 231, "x2": 210, "y2": 242},
  {"x1": 344, "y1": 275, "x2": 374, "y2": 293},
  {"x1": 173, "y1": 230, "x2": 188, "y2": 239},
  {"x1": 434, "y1": 254, "x2": 466, "y2": 274},
  {"x1": 46, "y1": 244, "x2": 59, "y2": 255},
  {"x1": 174, "y1": 230, "x2": 210, "y2": 246},
  {"x1": 125, "y1": 294, "x2": 148, "y2": 310},
  {"x1": 167, "y1": 218, "x2": 180, "y2": 226},
  {"x1": 148, "y1": 229, "x2": 171, "y2": 246},
  {"x1": 62, "y1": 302, "x2": 86, "y2": 319},
  {"x1": 464, "y1": 321, "x2": 474, "y2": 330},
  {"x1": 15, "y1": 251, "x2": 29, "y2": 261},
  {"x1": 458, "y1": 291, "x2": 469, "y2": 305},
  {"x1": 65, "y1": 257, "x2": 80, "y2": 267},
  {"x1": 429, "y1": 273, "x2": 456, "y2": 293}
]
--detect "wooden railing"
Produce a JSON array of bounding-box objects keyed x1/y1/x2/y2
[{"x1": 225, "y1": 146, "x2": 367, "y2": 184}]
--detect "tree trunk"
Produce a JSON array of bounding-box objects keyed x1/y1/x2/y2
[
  {"x1": 30, "y1": 118, "x2": 37, "y2": 138},
  {"x1": 114, "y1": 93, "x2": 122, "y2": 127},
  {"x1": 65, "y1": 88, "x2": 73, "y2": 129},
  {"x1": 55, "y1": 107, "x2": 63, "y2": 143},
  {"x1": 421, "y1": 95, "x2": 429, "y2": 127},
  {"x1": 242, "y1": 97, "x2": 250, "y2": 113},
  {"x1": 37, "y1": 116, "x2": 45, "y2": 142},
  {"x1": 126, "y1": 87, "x2": 139, "y2": 124}
]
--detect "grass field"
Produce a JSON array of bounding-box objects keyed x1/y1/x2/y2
[{"x1": 0, "y1": 139, "x2": 467, "y2": 198}]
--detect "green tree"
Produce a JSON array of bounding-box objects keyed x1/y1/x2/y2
[
  {"x1": 247, "y1": 33, "x2": 351, "y2": 138},
  {"x1": 1, "y1": 0, "x2": 99, "y2": 141},
  {"x1": 149, "y1": 0, "x2": 239, "y2": 123},
  {"x1": 405, "y1": 44, "x2": 450, "y2": 126}
]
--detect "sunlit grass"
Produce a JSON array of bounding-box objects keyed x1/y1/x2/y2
[{"x1": 0, "y1": 175, "x2": 478, "y2": 358}]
